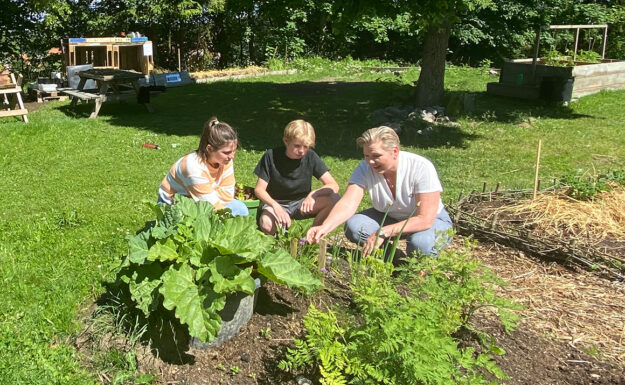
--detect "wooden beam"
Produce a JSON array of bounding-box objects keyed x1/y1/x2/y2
[
  {"x1": 0, "y1": 109, "x2": 28, "y2": 118},
  {"x1": 549, "y1": 24, "x2": 608, "y2": 30}
]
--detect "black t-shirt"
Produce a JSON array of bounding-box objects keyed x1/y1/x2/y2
[{"x1": 254, "y1": 146, "x2": 329, "y2": 201}]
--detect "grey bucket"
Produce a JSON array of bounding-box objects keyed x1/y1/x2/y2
[{"x1": 190, "y1": 278, "x2": 261, "y2": 349}]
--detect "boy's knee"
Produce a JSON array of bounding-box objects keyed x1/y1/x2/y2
[{"x1": 258, "y1": 213, "x2": 276, "y2": 234}]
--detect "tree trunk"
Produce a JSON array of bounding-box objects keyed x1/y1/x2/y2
[{"x1": 415, "y1": 23, "x2": 451, "y2": 107}]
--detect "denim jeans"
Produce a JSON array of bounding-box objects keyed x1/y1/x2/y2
[
  {"x1": 225, "y1": 199, "x2": 249, "y2": 217},
  {"x1": 344, "y1": 207, "x2": 453, "y2": 257},
  {"x1": 157, "y1": 197, "x2": 249, "y2": 217}
]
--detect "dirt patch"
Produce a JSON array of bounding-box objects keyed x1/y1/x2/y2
[{"x1": 78, "y1": 238, "x2": 625, "y2": 384}]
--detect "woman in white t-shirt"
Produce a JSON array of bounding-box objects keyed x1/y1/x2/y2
[{"x1": 306, "y1": 126, "x2": 452, "y2": 257}]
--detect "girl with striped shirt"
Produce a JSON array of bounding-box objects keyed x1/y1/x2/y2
[{"x1": 158, "y1": 117, "x2": 248, "y2": 216}]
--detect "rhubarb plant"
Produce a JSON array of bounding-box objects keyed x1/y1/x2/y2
[{"x1": 116, "y1": 195, "x2": 322, "y2": 343}]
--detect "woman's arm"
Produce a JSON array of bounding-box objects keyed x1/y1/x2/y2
[{"x1": 306, "y1": 183, "x2": 364, "y2": 243}]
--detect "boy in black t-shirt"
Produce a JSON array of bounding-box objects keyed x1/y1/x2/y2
[{"x1": 254, "y1": 120, "x2": 340, "y2": 235}]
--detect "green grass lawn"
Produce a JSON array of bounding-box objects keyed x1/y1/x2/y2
[{"x1": 1, "y1": 61, "x2": 624, "y2": 383}]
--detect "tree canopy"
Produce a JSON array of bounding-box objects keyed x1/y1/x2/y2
[{"x1": 2, "y1": 0, "x2": 624, "y2": 104}]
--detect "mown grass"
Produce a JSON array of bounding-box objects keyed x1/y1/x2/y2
[{"x1": 1, "y1": 58, "x2": 624, "y2": 383}]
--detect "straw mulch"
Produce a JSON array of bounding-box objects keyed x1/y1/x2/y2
[
  {"x1": 190, "y1": 66, "x2": 267, "y2": 79},
  {"x1": 450, "y1": 187, "x2": 625, "y2": 279},
  {"x1": 492, "y1": 189, "x2": 625, "y2": 252},
  {"x1": 472, "y1": 240, "x2": 625, "y2": 365}
]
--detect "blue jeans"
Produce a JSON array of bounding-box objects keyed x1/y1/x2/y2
[
  {"x1": 344, "y1": 207, "x2": 453, "y2": 257},
  {"x1": 157, "y1": 197, "x2": 249, "y2": 217},
  {"x1": 225, "y1": 199, "x2": 249, "y2": 216}
]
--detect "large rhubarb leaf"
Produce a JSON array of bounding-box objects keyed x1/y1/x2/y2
[
  {"x1": 206, "y1": 256, "x2": 256, "y2": 295},
  {"x1": 160, "y1": 263, "x2": 225, "y2": 342},
  {"x1": 147, "y1": 238, "x2": 179, "y2": 262},
  {"x1": 128, "y1": 263, "x2": 164, "y2": 316},
  {"x1": 128, "y1": 232, "x2": 150, "y2": 264},
  {"x1": 257, "y1": 249, "x2": 322, "y2": 294},
  {"x1": 208, "y1": 216, "x2": 273, "y2": 260}
]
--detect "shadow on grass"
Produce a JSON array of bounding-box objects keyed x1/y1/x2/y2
[
  {"x1": 55, "y1": 80, "x2": 593, "y2": 158},
  {"x1": 448, "y1": 90, "x2": 593, "y2": 123},
  {"x1": 56, "y1": 80, "x2": 481, "y2": 158}
]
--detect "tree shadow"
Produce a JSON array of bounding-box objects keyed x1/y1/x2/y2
[
  {"x1": 445, "y1": 90, "x2": 594, "y2": 123},
  {"x1": 54, "y1": 80, "x2": 594, "y2": 159},
  {"x1": 54, "y1": 80, "x2": 480, "y2": 159}
]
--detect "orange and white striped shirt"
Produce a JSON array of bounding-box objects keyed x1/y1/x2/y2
[{"x1": 158, "y1": 152, "x2": 235, "y2": 209}]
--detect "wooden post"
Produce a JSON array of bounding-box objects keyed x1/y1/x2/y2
[
  {"x1": 533, "y1": 139, "x2": 543, "y2": 200},
  {"x1": 602, "y1": 26, "x2": 608, "y2": 59},
  {"x1": 290, "y1": 238, "x2": 298, "y2": 257},
  {"x1": 531, "y1": 26, "x2": 542, "y2": 83},
  {"x1": 318, "y1": 239, "x2": 328, "y2": 270},
  {"x1": 573, "y1": 28, "x2": 580, "y2": 61},
  {"x1": 178, "y1": 48, "x2": 181, "y2": 72}
]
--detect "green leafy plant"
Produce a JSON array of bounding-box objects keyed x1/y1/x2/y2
[
  {"x1": 115, "y1": 195, "x2": 322, "y2": 343},
  {"x1": 576, "y1": 50, "x2": 602, "y2": 64},
  {"x1": 541, "y1": 49, "x2": 574, "y2": 67},
  {"x1": 280, "y1": 242, "x2": 520, "y2": 385},
  {"x1": 560, "y1": 169, "x2": 625, "y2": 200}
]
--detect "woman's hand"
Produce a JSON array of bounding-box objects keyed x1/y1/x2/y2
[
  {"x1": 306, "y1": 225, "x2": 327, "y2": 244},
  {"x1": 362, "y1": 231, "x2": 385, "y2": 257}
]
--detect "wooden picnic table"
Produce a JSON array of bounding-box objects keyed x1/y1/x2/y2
[{"x1": 66, "y1": 69, "x2": 152, "y2": 118}]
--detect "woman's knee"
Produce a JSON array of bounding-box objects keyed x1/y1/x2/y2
[{"x1": 345, "y1": 214, "x2": 377, "y2": 244}]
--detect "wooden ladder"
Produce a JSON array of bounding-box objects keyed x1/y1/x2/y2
[{"x1": 0, "y1": 72, "x2": 29, "y2": 123}]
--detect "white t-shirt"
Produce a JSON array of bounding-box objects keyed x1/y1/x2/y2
[{"x1": 348, "y1": 151, "x2": 444, "y2": 220}]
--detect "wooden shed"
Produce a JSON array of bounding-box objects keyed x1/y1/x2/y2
[{"x1": 61, "y1": 37, "x2": 154, "y2": 75}]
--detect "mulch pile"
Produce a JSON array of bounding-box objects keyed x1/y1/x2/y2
[{"x1": 449, "y1": 187, "x2": 625, "y2": 279}]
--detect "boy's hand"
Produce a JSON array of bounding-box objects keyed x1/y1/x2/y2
[
  {"x1": 301, "y1": 195, "x2": 316, "y2": 214},
  {"x1": 272, "y1": 204, "x2": 292, "y2": 228}
]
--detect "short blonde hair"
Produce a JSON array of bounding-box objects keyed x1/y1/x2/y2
[
  {"x1": 356, "y1": 126, "x2": 400, "y2": 150},
  {"x1": 283, "y1": 120, "x2": 316, "y2": 147}
]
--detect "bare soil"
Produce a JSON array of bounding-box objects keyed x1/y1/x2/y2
[{"x1": 78, "y1": 237, "x2": 625, "y2": 384}]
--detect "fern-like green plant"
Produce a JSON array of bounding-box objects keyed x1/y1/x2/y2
[{"x1": 280, "y1": 241, "x2": 520, "y2": 384}]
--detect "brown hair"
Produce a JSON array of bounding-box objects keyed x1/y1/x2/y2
[
  {"x1": 283, "y1": 119, "x2": 316, "y2": 147},
  {"x1": 197, "y1": 117, "x2": 238, "y2": 163},
  {"x1": 356, "y1": 126, "x2": 400, "y2": 151}
]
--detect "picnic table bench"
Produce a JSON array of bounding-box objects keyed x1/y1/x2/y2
[{"x1": 62, "y1": 69, "x2": 152, "y2": 118}]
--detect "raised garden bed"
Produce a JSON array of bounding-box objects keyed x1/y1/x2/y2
[{"x1": 487, "y1": 58, "x2": 625, "y2": 102}]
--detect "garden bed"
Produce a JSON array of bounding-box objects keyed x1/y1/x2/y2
[
  {"x1": 76, "y1": 239, "x2": 625, "y2": 384},
  {"x1": 448, "y1": 186, "x2": 625, "y2": 280}
]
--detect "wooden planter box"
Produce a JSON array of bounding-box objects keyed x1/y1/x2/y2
[{"x1": 487, "y1": 58, "x2": 625, "y2": 102}]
